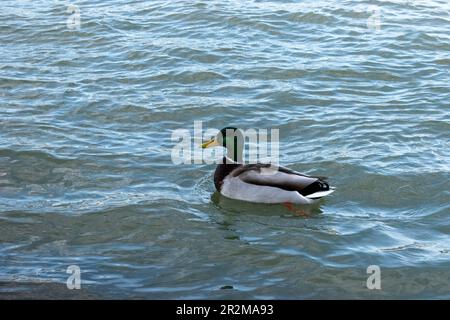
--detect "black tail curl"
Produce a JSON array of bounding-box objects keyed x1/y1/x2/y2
[{"x1": 299, "y1": 180, "x2": 330, "y2": 196}]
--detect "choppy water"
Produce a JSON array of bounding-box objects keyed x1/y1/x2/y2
[{"x1": 1, "y1": 0, "x2": 450, "y2": 299}]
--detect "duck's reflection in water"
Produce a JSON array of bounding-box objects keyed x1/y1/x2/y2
[{"x1": 211, "y1": 191, "x2": 323, "y2": 218}]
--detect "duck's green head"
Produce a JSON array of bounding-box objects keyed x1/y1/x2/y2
[{"x1": 201, "y1": 127, "x2": 244, "y2": 162}]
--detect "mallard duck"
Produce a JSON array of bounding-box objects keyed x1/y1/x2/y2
[{"x1": 201, "y1": 127, "x2": 335, "y2": 204}]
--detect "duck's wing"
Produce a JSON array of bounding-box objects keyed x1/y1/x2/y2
[
  {"x1": 231, "y1": 163, "x2": 329, "y2": 196},
  {"x1": 272, "y1": 164, "x2": 328, "y2": 181}
]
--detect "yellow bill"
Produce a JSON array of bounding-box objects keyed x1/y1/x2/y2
[{"x1": 201, "y1": 138, "x2": 220, "y2": 149}]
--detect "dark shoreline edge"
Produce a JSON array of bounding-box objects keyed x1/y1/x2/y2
[{"x1": 0, "y1": 281, "x2": 101, "y2": 300}]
